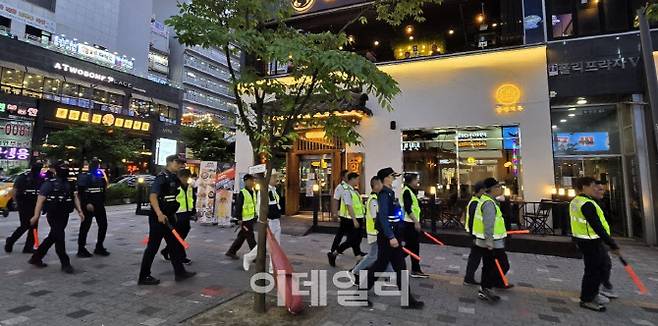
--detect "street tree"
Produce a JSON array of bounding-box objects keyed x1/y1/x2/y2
[
  {"x1": 167, "y1": 0, "x2": 441, "y2": 312},
  {"x1": 40, "y1": 124, "x2": 141, "y2": 168},
  {"x1": 181, "y1": 120, "x2": 234, "y2": 162}
]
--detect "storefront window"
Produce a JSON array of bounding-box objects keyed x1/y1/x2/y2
[
  {"x1": 402, "y1": 125, "x2": 522, "y2": 202},
  {"x1": 1, "y1": 68, "x2": 25, "y2": 94},
  {"x1": 43, "y1": 77, "x2": 61, "y2": 94}
]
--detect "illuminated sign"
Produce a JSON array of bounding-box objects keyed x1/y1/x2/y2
[
  {"x1": 0, "y1": 102, "x2": 38, "y2": 117},
  {"x1": 402, "y1": 141, "x2": 421, "y2": 151},
  {"x1": 0, "y1": 147, "x2": 30, "y2": 160},
  {"x1": 292, "y1": 0, "x2": 316, "y2": 12},
  {"x1": 53, "y1": 63, "x2": 133, "y2": 88},
  {"x1": 495, "y1": 84, "x2": 525, "y2": 114},
  {"x1": 458, "y1": 131, "x2": 487, "y2": 140},
  {"x1": 52, "y1": 36, "x2": 134, "y2": 71},
  {"x1": 55, "y1": 108, "x2": 151, "y2": 132}
]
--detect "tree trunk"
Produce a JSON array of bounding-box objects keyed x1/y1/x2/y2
[{"x1": 254, "y1": 159, "x2": 272, "y2": 313}]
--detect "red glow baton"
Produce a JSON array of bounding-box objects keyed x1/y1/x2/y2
[
  {"x1": 620, "y1": 256, "x2": 648, "y2": 294},
  {"x1": 423, "y1": 231, "x2": 445, "y2": 246},
  {"x1": 402, "y1": 247, "x2": 421, "y2": 261},
  {"x1": 32, "y1": 229, "x2": 39, "y2": 249},
  {"x1": 171, "y1": 228, "x2": 190, "y2": 249},
  {"x1": 495, "y1": 259, "x2": 509, "y2": 287},
  {"x1": 141, "y1": 235, "x2": 149, "y2": 245},
  {"x1": 507, "y1": 230, "x2": 530, "y2": 235}
]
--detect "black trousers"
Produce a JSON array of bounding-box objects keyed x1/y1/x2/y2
[
  {"x1": 479, "y1": 247, "x2": 509, "y2": 289},
  {"x1": 139, "y1": 214, "x2": 186, "y2": 279},
  {"x1": 464, "y1": 239, "x2": 483, "y2": 282},
  {"x1": 576, "y1": 239, "x2": 607, "y2": 302},
  {"x1": 601, "y1": 245, "x2": 612, "y2": 289},
  {"x1": 6, "y1": 208, "x2": 37, "y2": 252},
  {"x1": 403, "y1": 221, "x2": 421, "y2": 272},
  {"x1": 32, "y1": 213, "x2": 71, "y2": 267},
  {"x1": 332, "y1": 217, "x2": 363, "y2": 256},
  {"x1": 78, "y1": 202, "x2": 108, "y2": 250},
  {"x1": 163, "y1": 212, "x2": 193, "y2": 259},
  {"x1": 366, "y1": 233, "x2": 410, "y2": 294},
  {"x1": 227, "y1": 219, "x2": 256, "y2": 255}
]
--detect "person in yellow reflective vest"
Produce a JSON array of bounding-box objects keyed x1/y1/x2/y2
[
  {"x1": 463, "y1": 181, "x2": 485, "y2": 286},
  {"x1": 350, "y1": 176, "x2": 392, "y2": 282},
  {"x1": 473, "y1": 177, "x2": 511, "y2": 303},
  {"x1": 225, "y1": 174, "x2": 257, "y2": 259},
  {"x1": 327, "y1": 172, "x2": 365, "y2": 267},
  {"x1": 400, "y1": 173, "x2": 428, "y2": 278},
  {"x1": 161, "y1": 169, "x2": 196, "y2": 265},
  {"x1": 243, "y1": 170, "x2": 282, "y2": 272},
  {"x1": 570, "y1": 177, "x2": 621, "y2": 312}
]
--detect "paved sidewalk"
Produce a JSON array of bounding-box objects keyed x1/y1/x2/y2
[{"x1": 0, "y1": 206, "x2": 657, "y2": 325}]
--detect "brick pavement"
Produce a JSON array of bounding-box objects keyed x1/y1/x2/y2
[{"x1": 0, "y1": 205, "x2": 657, "y2": 326}]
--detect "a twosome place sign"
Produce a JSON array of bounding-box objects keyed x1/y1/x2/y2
[{"x1": 54, "y1": 62, "x2": 134, "y2": 88}]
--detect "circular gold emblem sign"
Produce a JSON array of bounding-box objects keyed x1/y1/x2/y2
[
  {"x1": 495, "y1": 84, "x2": 522, "y2": 105},
  {"x1": 102, "y1": 113, "x2": 115, "y2": 126},
  {"x1": 292, "y1": 0, "x2": 315, "y2": 12}
]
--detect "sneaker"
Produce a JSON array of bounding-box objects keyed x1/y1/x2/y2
[
  {"x1": 94, "y1": 248, "x2": 111, "y2": 256},
  {"x1": 138, "y1": 275, "x2": 161, "y2": 286},
  {"x1": 600, "y1": 287, "x2": 619, "y2": 299},
  {"x1": 242, "y1": 255, "x2": 251, "y2": 271},
  {"x1": 594, "y1": 294, "x2": 610, "y2": 305},
  {"x1": 76, "y1": 248, "x2": 93, "y2": 258},
  {"x1": 160, "y1": 249, "x2": 170, "y2": 261},
  {"x1": 580, "y1": 301, "x2": 606, "y2": 312},
  {"x1": 28, "y1": 257, "x2": 47, "y2": 268},
  {"x1": 478, "y1": 288, "x2": 500, "y2": 303},
  {"x1": 175, "y1": 271, "x2": 197, "y2": 282},
  {"x1": 327, "y1": 252, "x2": 337, "y2": 267},
  {"x1": 182, "y1": 258, "x2": 192, "y2": 265},
  {"x1": 410, "y1": 271, "x2": 429, "y2": 279},
  {"x1": 61, "y1": 265, "x2": 75, "y2": 274},
  {"x1": 225, "y1": 252, "x2": 239, "y2": 260},
  {"x1": 463, "y1": 279, "x2": 480, "y2": 286},
  {"x1": 4, "y1": 240, "x2": 12, "y2": 253}
]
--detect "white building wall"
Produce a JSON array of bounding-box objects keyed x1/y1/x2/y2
[
  {"x1": 354, "y1": 46, "x2": 554, "y2": 201},
  {"x1": 54, "y1": 0, "x2": 120, "y2": 50}
]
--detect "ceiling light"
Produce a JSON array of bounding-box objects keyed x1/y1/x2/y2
[
  {"x1": 409, "y1": 36, "x2": 414, "y2": 41},
  {"x1": 552, "y1": 125, "x2": 557, "y2": 129},
  {"x1": 448, "y1": 29, "x2": 455, "y2": 35},
  {"x1": 492, "y1": 23, "x2": 498, "y2": 27},
  {"x1": 405, "y1": 25, "x2": 414, "y2": 34},
  {"x1": 568, "y1": 113, "x2": 576, "y2": 117},
  {"x1": 576, "y1": 97, "x2": 587, "y2": 105},
  {"x1": 568, "y1": 107, "x2": 576, "y2": 111},
  {"x1": 560, "y1": 119, "x2": 567, "y2": 123},
  {"x1": 476, "y1": 14, "x2": 485, "y2": 23},
  {"x1": 374, "y1": 40, "x2": 379, "y2": 46}
]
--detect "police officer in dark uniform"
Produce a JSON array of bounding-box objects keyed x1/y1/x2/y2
[
  {"x1": 138, "y1": 155, "x2": 196, "y2": 285},
  {"x1": 76, "y1": 158, "x2": 110, "y2": 257},
  {"x1": 28, "y1": 160, "x2": 84, "y2": 274},
  {"x1": 364, "y1": 167, "x2": 424, "y2": 309},
  {"x1": 4, "y1": 161, "x2": 44, "y2": 253}
]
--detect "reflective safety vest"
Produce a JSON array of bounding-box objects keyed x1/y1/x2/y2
[
  {"x1": 339, "y1": 184, "x2": 364, "y2": 218},
  {"x1": 464, "y1": 195, "x2": 481, "y2": 233},
  {"x1": 570, "y1": 195, "x2": 610, "y2": 240},
  {"x1": 365, "y1": 193, "x2": 378, "y2": 243},
  {"x1": 176, "y1": 185, "x2": 194, "y2": 213},
  {"x1": 241, "y1": 188, "x2": 256, "y2": 221},
  {"x1": 400, "y1": 186, "x2": 421, "y2": 222},
  {"x1": 472, "y1": 195, "x2": 507, "y2": 240}
]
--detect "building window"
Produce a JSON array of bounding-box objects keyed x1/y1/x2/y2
[
  {"x1": 548, "y1": 0, "x2": 647, "y2": 40},
  {"x1": 1, "y1": 68, "x2": 25, "y2": 95},
  {"x1": 402, "y1": 126, "x2": 522, "y2": 202},
  {"x1": 0, "y1": 16, "x2": 10, "y2": 34},
  {"x1": 24, "y1": 25, "x2": 50, "y2": 44}
]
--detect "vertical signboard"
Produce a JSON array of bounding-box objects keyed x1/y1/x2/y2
[
  {"x1": 196, "y1": 161, "x2": 218, "y2": 224},
  {"x1": 214, "y1": 164, "x2": 235, "y2": 227}
]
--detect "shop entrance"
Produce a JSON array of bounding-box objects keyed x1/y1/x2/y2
[
  {"x1": 554, "y1": 156, "x2": 626, "y2": 236},
  {"x1": 298, "y1": 155, "x2": 333, "y2": 212}
]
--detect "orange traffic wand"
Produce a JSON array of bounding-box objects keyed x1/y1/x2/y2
[
  {"x1": 507, "y1": 230, "x2": 530, "y2": 235},
  {"x1": 423, "y1": 231, "x2": 445, "y2": 246},
  {"x1": 402, "y1": 247, "x2": 421, "y2": 261},
  {"x1": 167, "y1": 224, "x2": 190, "y2": 249},
  {"x1": 619, "y1": 256, "x2": 648, "y2": 294},
  {"x1": 141, "y1": 235, "x2": 149, "y2": 245},
  {"x1": 32, "y1": 229, "x2": 39, "y2": 250},
  {"x1": 495, "y1": 259, "x2": 509, "y2": 287}
]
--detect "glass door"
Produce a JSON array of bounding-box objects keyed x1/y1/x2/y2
[
  {"x1": 298, "y1": 155, "x2": 332, "y2": 212},
  {"x1": 554, "y1": 156, "x2": 627, "y2": 236}
]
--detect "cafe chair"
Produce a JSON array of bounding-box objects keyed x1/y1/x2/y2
[{"x1": 522, "y1": 199, "x2": 554, "y2": 235}]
